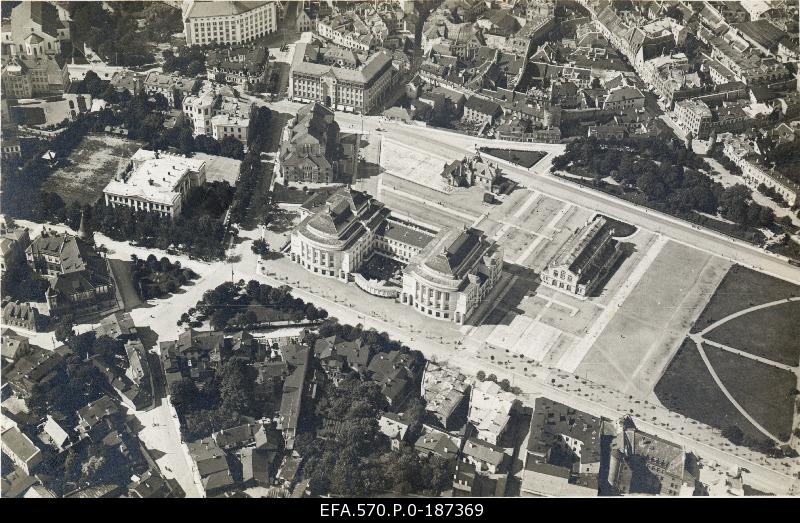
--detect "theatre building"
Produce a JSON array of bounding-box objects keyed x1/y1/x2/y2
[
  {"x1": 401, "y1": 228, "x2": 503, "y2": 324},
  {"x1": 289, "y1": 187, "x2": 503, "y2": 324}
]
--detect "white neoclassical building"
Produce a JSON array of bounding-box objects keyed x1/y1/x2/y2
[{"x1": 103, "y1": 149, "x2": 206, "y2": 219}]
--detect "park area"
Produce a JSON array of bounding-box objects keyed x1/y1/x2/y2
[
  {"x1": 42, "y1": 133, "x2": 144, "y2": 205},
  {"x1": 656, "y1": 264, "x2": 800, "y2": 445},
  {"x1": 689, "y1": 265, "x2": 800, "y2": 365},
  {"x1": 479, "y1": 148, "x2": 547, "y2": 169},
  {"x1": 655, "y1": 338, "x2": 768, "y2": 442}
]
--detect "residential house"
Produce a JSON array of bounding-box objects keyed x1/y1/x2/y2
[
  {"x1": 187, "y1": 437, "x2": 235, "y2": 497},
  {"x1": 467, "y1": 380, "x2": 519, "y2": 446},
  {"x1": 143, "y1": 72, "x2": 199, "y2": 107},
  {"x1": 462, "y1": 96, "x2": 502, "y2": 125},
  {"x1": 608, "y1": 421, "x2": 687, "y2": 496},
  {"x1": 414, "y1": 424, "x2": 462, "y2": 462},
  {"x1": 1, "y1": 426, "x2": 43, "y2": 475},
  {"x1": 453, "y1": 437, "x2": 510, "y2": 497},
  {"x1": 161, "y1": 329, "x2": 226, "y2": 392},
  {"x1": 378, "y1": 412, "x2": 410, "y2": 450},
  {"x1": 1, "y1": 329, "x2": 30, "y2": 363},
  {"x1": 521, "y1": 398, "x2": 603, "y2": 497},
  {"x1": 421, "y1": 362, "x2": 470, "y2": 430},
  {"x1": 1, "y1": 301, "x2": 40, "y2": 332}
]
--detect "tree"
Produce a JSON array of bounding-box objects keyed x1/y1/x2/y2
[
  {"x1": 170, "y1": 379, "x2": 200, "y2": 410},
  {"x1": 81, "y1": 70, "x2": 107, "y2": 97},
  {"x1": 194, "y1": 134, "x2": 221, "y2": 155},
  {"x1": 217, "y1": 359, "x2": 253, "y2": 415},
  {"x1": 186, "y1": 60, "x2": 205, "y2": 76},
  {"x1": 722, "y1": 425, "x2": 745, "y2": 445},
  {"x1": 476, "y1": 370, "x2": 486, "y2": 381},
  {"x1": 54, "y1": 321, "x2": 74, "y2": 342},
  {"x1": 219, "y1": 136, "x2": 244, "y2": 159},
  {"x1": 93, "y1": 335, "x2": 125, "y2": 363}
]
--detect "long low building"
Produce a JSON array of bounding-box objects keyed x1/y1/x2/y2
[
  {"x1": 103, "y1": 149, "x2": 206, "y2": 219},
  {"x1": 541, "y1": 216, "x2": 623, "y2": 298},
  {"x1": 723, "y1": 138, "x2": 799, "y2": 206},
  {"x1": 288, "y1": 187, "x2": 503, "y2": 324}
]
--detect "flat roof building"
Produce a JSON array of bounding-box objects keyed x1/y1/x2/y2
[
  {"x1": 103, "y1": 149, "x2": 206, "y2": 219},
  {"x1": 521, "y1": 398, "x2": 603, "y2": 497}
]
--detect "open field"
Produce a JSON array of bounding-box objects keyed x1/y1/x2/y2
[
  {"x1": 193, "y1": 153, "x2": 242, "y2": 185},
  {"x1": 380, "y1": 138, "x2": 455, "y2": 193},
  {"x1": 705, "y1": 300, "x2": 800, "y2": 367},
  {"x1": 42, "y1": 133, "x2": 144, "y2": 205},
  {"x1": 703, "y1": 343, "x2": 797, "y2": 440},
  {"x1": 654, "y1": 339, "x2": 764, "y2": 441},
  {"x1": 577, "y1": 240, "x2": 732, "y2": 397},
  {"x1": 690, "y1": 265, "x2": 800, "y2": 334}
]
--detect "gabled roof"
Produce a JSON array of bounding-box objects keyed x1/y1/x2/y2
[{"x1": 464, "y1": 96, "x2": 502, "y2": 116}]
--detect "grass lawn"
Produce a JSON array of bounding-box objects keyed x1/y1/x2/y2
[
  {"x1": 479, "y1": 148, "x2": 546, "y2": 169},
  {"x1": 654, "y1": 338, "x2": 764, "y2": 441},
  {"x1": 42, "y1": 133, "x2": 144, "y2": 205},
  {"x1": 703, "y1": 343, "x2": 796, "y2": 440},
  {"x1": 690, "y1": 265, "x2": 800, "y2": 334},
  {"x1": 705, "y1": 300, "x2": 800, "y2": 367},
  {"x1": 599, "y1": 215, "x2": 637, "y2": 238}
]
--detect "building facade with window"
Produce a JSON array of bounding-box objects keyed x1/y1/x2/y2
[
  {"x1": 1, "y1": 1, "x2": 70, "y2": 59},
  {"x1": 290, "y1": 42, "x2": 396, "y2": 114},
  {"x1": 103, "y1": 149, "x2": 206, "y2": 219},
  {"x1": 183, "y1": 1, "x2": 277, "y2": 46},
  {"x1": 182, "y1": 90, "x2": 253, "y2": 143},
  {"x1": 541, "y1": 216, "x2": 623, "y2": 297},
  {"x1": 288, "y1": 187, "x2": 502, "y2": 324}
]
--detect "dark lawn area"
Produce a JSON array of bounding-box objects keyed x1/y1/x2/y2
[
  {"x1": 246, "y1": 303, "x2": 295, "y2": 323},
  {"x1": 272, "y1": 183, "x2": 312, "y2": 204},
  {"x1": 705, "y1": 300, "x2": 800, "y2": 367},
  {"x1": 690, "y1": 265, "x2": 800, "y2": 334},
  {"x1": 703, "y1": 343, "x2": 796, "y2": 440},
  {"x1": 599, "y1": 215, "x2": 637, "y2": 238},
  {"x1": 360, "y1": 254, "x2": 404, "y2": 283},
  {"x1": 479, "y1": 148, "x2": 547, "y2": 169},
  {"x1": 654, "y1": 338, "x2": 764, "y2": 441}
]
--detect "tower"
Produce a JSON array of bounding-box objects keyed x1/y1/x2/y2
[{"x1": 77, "y1": 210, "x2": 92, "y2": 243}]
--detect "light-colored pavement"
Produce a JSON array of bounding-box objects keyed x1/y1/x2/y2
[{"x1": 264, "y1": 99, "x2": 800, "y2": 287}]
